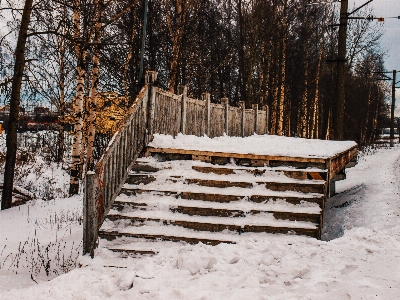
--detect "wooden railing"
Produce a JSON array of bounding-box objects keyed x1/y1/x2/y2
[
  {"x1": 83, "y1": 81, "x2": 152, "y2": 256},
  {"x1": 152, "y1": 87, "x2": 269, "y2": 138},
  {"x1": 83, "y1": 73, "x2": 269, "y2": 256}
]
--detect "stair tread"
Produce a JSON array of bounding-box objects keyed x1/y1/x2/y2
[
  {"x1": 115, "y1": 193, "x2": 321, "y2": 214},
  {"x1": 99, "y1": 223, "x2": 317, "y2": 243},
  {"x1": 99, "y1": 225, "x2": 239, "y2": 243},
  {"x1": 132, "y1": 159, "x2": 327, "y2": 184},
  {"x1": 122, "y1": 183, "x2": 324, "y2": 198},
  {"x1": 100, "y1": 239, "x2": 186, "y2": 252},
  {"x1": 104, "y1": 210, "x2": 318, "y2": 229},
  {"x1": 136, "y1": 157, "x2": 328, "y2": 173}
]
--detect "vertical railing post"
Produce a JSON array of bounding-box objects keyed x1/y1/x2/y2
[
  {"x1": 239, "y1": 101, "x2": 245, "y2": 137},
  {"x1": 264, "y1": 105, "x2": 269, "y2": 134},
  {"x1": 145, "y1": 71, "x2": 157, "y2": 144},
  {"x1": 221, "y1": 98, "x2": 229, "y2": 136},
  {"x1": 83, "y1": 171, "x2": 98, "y2": 258},
  {"x1": 252, "y1": 104, "x2": 258, "y2": 135},
  {"x1": 202, "y1": 93, "x2": 211, "y2": 137},
  {"x1": 178, "y1": 85, "x2": 187, "y2": 134}
]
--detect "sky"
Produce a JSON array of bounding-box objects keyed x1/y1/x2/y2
[
  {"x1": 350, "y1": 0, "x2": 400, "y2": 70},
  {"x1": 350, "y1": 0, "x2": 400, "y2": 115}
]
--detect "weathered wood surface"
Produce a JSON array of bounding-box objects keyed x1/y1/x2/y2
[
  {"x1": 327, "y1": 145, "x2": 358, "y2": 176},
  {"x1": 228, "y1": 107, "x2": 242, "y2": 137},
  {"x1": 145, "y1": 147, "x2": 327, "y2": 164},
  {"x1": 257, "y1": 110, "x2": 267, "y2": 134},
  {"x1": 151, "y1": 86, "x2": 269, "y2": 138},
  {"x1": 210, "y1": 104, "x2": 225, "y2": 138},
  {"x1": 153, "y1": 89, "x2": 181, "y2": 137},
  {"x1": 186, "y1": 98, "x2": 206, "y2": 136},
  {"x1": 244, "y1": 109, "x2": 255, "y2": 136}
]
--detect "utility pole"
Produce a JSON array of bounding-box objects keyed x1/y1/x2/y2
[
  {"x1": 390, "y1": 70, "x2": 396, "y2": 147},
  {"x1": 326, "y1": 0, "x2": 375, "y2": 140},
  {"x1": 374, "y1": 70, "x2": 400, "y2": 147},
  {"x1": 138, "y1": 0, "x2": 149, "y2": 87},
  {"x1": 334, "y1": 0, "x2": 348, "y2": 141}
]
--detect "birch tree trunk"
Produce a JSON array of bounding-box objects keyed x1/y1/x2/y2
[
  {"x1": 86, "y1": 0, "x2": 102, "y2": 171},
  {"x1": 69, "y1": 0, "x2": 85, "y2": 195}
]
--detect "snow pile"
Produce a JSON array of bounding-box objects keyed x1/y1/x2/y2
[{"x1": 149, "y1": 134, "x2": 357, "y2": 158}]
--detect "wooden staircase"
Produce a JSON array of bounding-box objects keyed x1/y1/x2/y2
[{"x1": 98, "y1": 148, "x2": 329, "y2": 255}]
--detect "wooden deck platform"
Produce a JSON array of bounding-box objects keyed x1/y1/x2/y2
[{"x1": 144, "y1": 144, "x2": 358, "y2": 180}]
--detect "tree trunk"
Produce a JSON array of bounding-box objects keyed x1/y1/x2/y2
[
  {"x1": 57, "y1": 34, "x2": 66, "y2": 163},
  {"x1": 69, "y1": 0, "x2": 85, "y2": 195},
  {"x1": 1, "y1": 0, "x2": 34, "y2": 210},
  {"x1": 86, "y1": 0, "x2": 102, "y2": 171}
]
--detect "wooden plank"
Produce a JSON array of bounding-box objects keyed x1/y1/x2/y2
[
  {"x1": 221, "y1": 98, "x2": 229, "y2": 135},
  {"x1": 239, "y1": 101, "x2": 245, "y2": 137},
  {"x1": 252, "y1": 104, "x2": 258, "y2": 134},
  {"x1": 178, "y1": 85, "x2": 187, "y2": 134},
  {"x1": 145, "y1": 147, "x2": 328, "y2": 164}
]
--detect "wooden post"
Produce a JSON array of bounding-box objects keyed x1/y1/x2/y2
[
  {"x1": 239, "y1": 101, "x2": 245, "y2": 137},
  {"x1": 221, "y1": 98, "x2": 229, "y2": 135},
  {"x1": 252, "y1": 104, "x2": 258, "y2": 135},
  {"x1": 83, "y1": 171, "x2": 99, "y2": 258},
  {"x1": 264, "y1": 105, "x2": 269, "y2": 134},
  {"x1": 178, "y1": 85, "x2": 187, "y2": 134},
  {"x1": 145, "y1": 71, "x2": 157, "y2": 144},
  {"x1": 202, "y1": 93, "x2": 211, "y2": 136}
]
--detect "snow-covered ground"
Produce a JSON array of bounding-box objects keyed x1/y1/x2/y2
[{"x1": 1, "y1": 138, "x2": 400, "y2": 299}]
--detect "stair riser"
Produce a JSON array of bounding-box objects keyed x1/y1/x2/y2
[
  {"x1": 111, "y1": 203, "x2": 321, "y2": 223},
  {"x1": 127, "y1": 174, "x2": 327, "y2": 193},
  {"x1": 147, "y1": 152, "x2": 326, "y2": 170},
  {"x1": 264, "y1": 183, "x2": 326, "y2": 194},
  {"x1": 171, "y1": 207, "x2": 321, "y2": 223},
  {"x1": 186, "y1": 178, "x2": 253, "y2": 189},
  {"x1": 99, "y1": 231, "x2": 233, "y2": 245},
  {"x1": 119, "y1": 189, "x2": 325, "y2": 208},
  {"x1": 105, "y1": 216, "x2": 319, "y2": 238},
  {"x1": 192, "y1": 166, "x2": 327, "y2": 181},
  {"x1": 125, "y1": 175, "x2": 156, "y2": 185}
]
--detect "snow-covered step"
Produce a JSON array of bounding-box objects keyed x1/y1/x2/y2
[
  {"x1": 99, "y1": 225, "x2": 238, "y2": 246},
  {"x1": 191, "y1": 165, "x2": 328, "y2": 181},
  {"x1": 133, "y1": 157, "x2": 328, "y2": 181},
  {"x1": 114, "y1": 193, "x2": 321, "y2": 214},
  {"x1": 126, "y1": 174, "x2": 326, "y2": 194},
  {"x1": 99, "y1": 239, "x2": 187, "y2": 256},
  {"x1": 120, "y1": 186, "x2": 325, "y2": 208},
  {"x1": 107, "y1": 206, "x2": 320, "y2": 227},
  {"x1": 104, "y1": 209, "x2": 319, "y2": 233},
  {"x1": 144, "y1": 147, "x2": 328, "y2": 169}
]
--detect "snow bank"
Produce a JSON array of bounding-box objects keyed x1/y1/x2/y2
[{"x1": 149, "y1": 134, "x2": 357, "y2": 158}]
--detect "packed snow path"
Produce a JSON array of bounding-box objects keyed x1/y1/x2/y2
[
  {"x1": 323, "y1": 145, "x2": 400, "y2": 241},
  {"x1": 1, "y1": 145, "x2": 400, "y2": 299}
]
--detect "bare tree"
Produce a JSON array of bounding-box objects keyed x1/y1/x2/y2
[{"x1": 1, "y1": 0, "x2": 34, "y2": 209}]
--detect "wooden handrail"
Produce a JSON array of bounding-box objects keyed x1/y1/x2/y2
[{"x1": 83, "y1": 84, "x2": 151, "y2": 256}]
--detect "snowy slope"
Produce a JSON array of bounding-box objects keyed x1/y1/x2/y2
[{"x1": 1, "y1": 144, "x2": 400, "y2": 299}]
